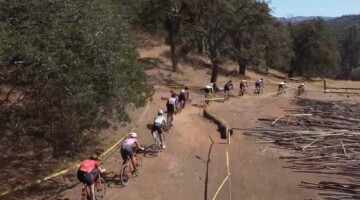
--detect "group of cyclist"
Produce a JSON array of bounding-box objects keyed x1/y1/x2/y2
[
  {"x1": 77, "y1": 86, "x2": 191, "y2": 199},
  {"x1": 77, "y1": 79, "x2": 308, "y2": 199},
  {"x1": 278, "y1": 80, "x2": 306, "y2": 95},
  {"x1": 204, "y1": 78, "x2": 306, "y2": 99},
  {"x1": 206, "y1": 78, "x2": 265, "y2": 98}
]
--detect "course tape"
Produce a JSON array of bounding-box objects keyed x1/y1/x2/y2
[
  {"x1": 211, "y1": 148, "x2": 231, "y2": 200},
  {"x1": 0, "y1": 99, "x2": 151, "y2": 197}
]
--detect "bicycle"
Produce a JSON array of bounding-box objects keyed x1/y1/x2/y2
[
  {"x1": 167, "y1": 113, "x2": 174, "y2": 131},
  {"x1": 152, "y1": 130, "x2": 163, "y2": 156},
  {"x1": 176, "y1": 100, "x2": 185, "y2": 113},
  {"x1": 204, "y1": 93, "x2": 212, "y2": 105},
  {"x1": 294, "y1": 88, "x2": 307, "y2": 98},
  {"x1": 254, "y1": 87, "x2": 263, "y2": 95},
  {"x1": 80, "y1": 169, "x2": 106, "y2": 200},
  {"x1": 239, "y1": 88, "x2": 248, "y2": 96},
  {"x1": 277, "y1": 87, "x2": 286, "y2": 96},
  {"x1": 120, "y1": 149, "x2": 143, "y2": 186}
]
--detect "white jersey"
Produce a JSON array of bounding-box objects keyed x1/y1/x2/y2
[
  {"x1": 168, "y1": 97, "x2": 177, "y2": 105},
  {"x1": 154, "y1": 115, "x2": 165, "y2": 124},
  {"x1": 280, "y1": 81, "x2": 286, "y2": 85}
]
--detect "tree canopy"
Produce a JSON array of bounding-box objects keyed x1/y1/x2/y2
[
  {"x1": 290, "y1": 20, "x2": 339, "y2": 78},
  {"x1": 0, "y1": 0, "x2": 152, "y2": 156}
]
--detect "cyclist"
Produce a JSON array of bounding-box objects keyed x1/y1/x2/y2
[
  {"x1": 152, "y1": 110, "x2": 167, "y2": 148},
  {"x1": 298, "y1": 82, "x2": 306, "y2": 93},
  {"x1": 77, "y1": 156, "x2": 106, "y2": 200},
  {"x1": 170, "y1": 90, "x2": 180, "y2": 111},
  {"x1": 178, "y1": 87, "x2": 189, "y2": 109},
  {"x1": 166, "y1": 93, "x2": 177, "y2": 126},
  {"x1": 224, "y1": 80, "x2": 234, "y2": 96},
  {"x1": 120, "y1": 133, "x2": 145, "y2": 173},
  {"x1": 278, "y1": 80, "x2": 287, "y2": 91},
  {"x1": 255, "y1": 78, "x2": 264, "y2": 94},
  {"x1": 239, "y1": 79, "x2": 248, "y2": 95}
]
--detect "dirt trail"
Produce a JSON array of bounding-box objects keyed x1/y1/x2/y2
[{"x1": 55, "y1": 45, "x2": 341, "y2": 200}]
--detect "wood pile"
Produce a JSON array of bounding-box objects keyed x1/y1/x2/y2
[{"x1": 245, "y1": 99, "x2": 360, "y2": 199}]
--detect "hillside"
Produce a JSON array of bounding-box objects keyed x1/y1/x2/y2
[
  {"x1": 326, "y1": 14, "x2": 360, "y2": 36},
  {"x1": 277, "y1": 16, "x2": 334, "y2": 24}
]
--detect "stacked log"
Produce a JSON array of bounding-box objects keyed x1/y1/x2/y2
[{"x1": 245, "y1": 99, "x2": 360, "y2": 199}]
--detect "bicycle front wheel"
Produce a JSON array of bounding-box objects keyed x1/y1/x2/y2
[
  {"x1": 95, "y1": 177, "x2": 106, "y2": 200},
  {"x1": 120, "y1": 164, "x2": 131, "y2": 186},
  {"x1": 134, "y1": 156, "x2": 143, "y2": 176},
  {"x1": 294, "y1": 91, "x2": 300, "y2": 98},
  {"x1": 153, "y1": 131, "x2": 161, "y2": 156},
  {"x1": 167, "y1": 116, "x2": 173, "y2": 131},
  {"x1": 302, "y1": 90, "x2": 307, "y2": 97}
]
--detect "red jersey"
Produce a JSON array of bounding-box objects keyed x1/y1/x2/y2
[{"x1": 79, "y1": 160, "x2": 100, "y2": 173}]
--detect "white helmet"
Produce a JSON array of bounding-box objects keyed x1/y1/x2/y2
[
  {"x1": 158, "y1": 110, "x2": 164, "y2": 115},
  {"x1": 130, "y1": 132, "x2": 137, "y2": 138}
]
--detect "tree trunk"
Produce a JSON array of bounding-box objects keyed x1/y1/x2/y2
[
  {"x1": 210, "y1": 49, "x2": 220, "y2": 83},
  {"x1": 238, "y1": 58, "x2": 247, "y2": 76},
  {"x1": 169, "y1": 22, "x2": 177, "y2": 72},
  {"x1": 288, "y1": 68, "x2": 294, "y2": 78},
  {"x1": 197, "y1": 39, "x2": 203, "y2": 54}
]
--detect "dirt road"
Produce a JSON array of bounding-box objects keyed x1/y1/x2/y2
[{"x1": 58, "y1": 83, "x2": 334, "y2": 200}]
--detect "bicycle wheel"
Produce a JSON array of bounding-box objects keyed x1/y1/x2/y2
[
  {"x1": 80, "y1": 185, "x2": 91, "y2": 200},
  {"x1": 224, "y1": 92, "x2": 229, "y2": 100},
  {"x1": 167, "y1": 116, "x2": 173, "y2": 131},
  {"x1": 153, "y1": 131, "x2": 161, "y2": 156},
  {"x1": 95, "y1": 177, "x2": 106, "y2": 200},
  {"x1": 294, "y1": 90, "x2": 300, "y2": 98},
  {"x1": 120, "y1": 164, "x2": 131, "y2": 186},
  {"x1": 302, "y1": 90, "x2": 307, "y2": 97},
  {"x1": 134, "y1": 156, "x2": 143, "y2": 176}
]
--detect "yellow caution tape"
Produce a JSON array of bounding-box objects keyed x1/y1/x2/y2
[
  {"x1": 0, "y1": 99, "x2": 151, "y2": 197},
  {"x1": 212, "y1": 175, "x2": 230, "y2": 200}
]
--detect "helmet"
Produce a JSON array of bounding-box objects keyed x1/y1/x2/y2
[
  {"x1": 261, "y1": 78, "x2": 263, "y2": 80},
  {"x1": 130, "y1": 132, "x2": 137, "y2": 138},
  {"x1": 185, "y1": 86, "x2": 189, "y2": 90},
  {"x1": 171, "y1": 93, "x2": 176, "y2": 98},
  {"x1": 89, "y1": 154, "x2": 100, "y2": 161},
  {"x1": 229, "y1": 80, "x2": 232, "y2": 82},
  {"x1": 181, "y1": 89, "x2": 185, "y2": 93},
  {"x1": 158, "y1": 110, "x2": 164, "y2": 115}
]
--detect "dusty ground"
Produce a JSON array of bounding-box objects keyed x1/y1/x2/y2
[{"x1": 3, "y1": 42, "x2": 360, "y2": 200}]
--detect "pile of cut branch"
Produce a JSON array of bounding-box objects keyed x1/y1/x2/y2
[{"x1": 245, "y1": 99, "x2": 360, "y2": 200}]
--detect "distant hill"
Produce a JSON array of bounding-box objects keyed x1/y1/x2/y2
[
  {"x1": 326, "y1": 14, "x2": 360, "y2": 37},
  {"x1": 278, "y1": 16, "x2": 334, "y2": 24}
]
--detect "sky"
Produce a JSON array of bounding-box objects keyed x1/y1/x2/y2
[{"x1": 269, "y1": 0, "x2": 360, "y2": 18}]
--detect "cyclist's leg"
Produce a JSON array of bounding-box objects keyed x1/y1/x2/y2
[
  {"x1": 80, "y1": 171, "x2": 95, "y2": 200},
  {"x1": 159, "y1": 132, "x2": 166, "y2": 148}
]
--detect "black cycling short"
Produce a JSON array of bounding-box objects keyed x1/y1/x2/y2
[
  {"x1": 179, "y1": 93, "x2": 186, "y2": 101},
  {"x1": 255, "y1": 82, "x2": 260, "y2": 88},
  {"x1": 120, "y1": 146, "x2": 133, "y2": 163},
  {"x1": 240, "y1": 83, "x2": 245, "y2": 90},
  {"x1": 152, "y1": 123, "x2": 163, "y2": 134},
  {"x1": 77, "y1": 170, "x2": 93, "y2": 186},
  {"x1": 224, "y1": 85, "x2": 230, "y2": 92},
  {"x1": 167, "y1": 103, "x2": 175, "y2": 114},
  {"x1": 204, "y1": 88, "x2": 210, "y2": 93}
]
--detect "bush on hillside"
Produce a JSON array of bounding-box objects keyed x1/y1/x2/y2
[
  {"x1": 350, "y1": 67, "x2": 360, "y2": 80},
  {"x1": 0, "y1": 0, "x2": 152, "y2": 157}
]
